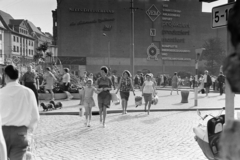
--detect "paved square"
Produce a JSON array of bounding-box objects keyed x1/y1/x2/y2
[{"x1": 33, "y1": 111, "x2": 218, "y2": 160}]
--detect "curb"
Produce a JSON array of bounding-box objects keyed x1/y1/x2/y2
[{"x1": 40, "y1": 107, "x2": 240, "y2": 116}]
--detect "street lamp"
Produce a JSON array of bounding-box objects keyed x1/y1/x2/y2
[
  {"x1": 194, "y1": 48, "x2": 205, "y2": 106},
  {"x1": 103, "y1": 33, "x2": 110, "y2": 69}
]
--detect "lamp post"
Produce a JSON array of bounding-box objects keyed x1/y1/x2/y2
[
  {"x1": 194, "y1": 48, "x2": 205, "y2": 106},
  {"x1": 103, "y1": 33, "x2": 111, "y2": 69},
  {"x1": 130, "y1": 0, "x2": 135, "y2": 76}
]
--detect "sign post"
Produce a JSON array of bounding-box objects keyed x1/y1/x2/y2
[{"x1": 212, "y1": 1, "x2": 235, "y2": 121}]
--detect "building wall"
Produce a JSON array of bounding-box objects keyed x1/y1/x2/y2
[
  {"x1": 56, "y1": 0, "x2": 227, "y2": 76},
  {"x1": 0, "y1": 29, "x2": 4, "y2": 65}
]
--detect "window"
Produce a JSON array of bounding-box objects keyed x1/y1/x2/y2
[
  {"x1": 20, "y1": 47, "x2": 22, "y2": 54},
  {"x1": 0, "y1": 34, "x2": 2, "y2": 40},
  {"x1": 13, "y1": 36, "x2": 15, "y2": 42},
  {"x1": 29, "y1": 49, "x2": 30, "y2": 55},
  {"x1": 13, "y1": 46, "x2": 15, "y2": 52},
  {"x1": 0, "y1": 50, "x2": 2, "y2": 57},
  {"x1": 17, "y1": 46, "x2": 19, "y2": 52},
  {"x1": 20, "y1": 38, "x2": 22, "y2": 43},
  {"x1": 26, "y1": 48, "x2": 28, "y2": 54}
]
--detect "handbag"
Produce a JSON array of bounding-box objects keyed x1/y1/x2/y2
[
  {"x1": 110, "y1": 93, "x2": 120, "y2": 105},
  {"x1": 135, "y1": 96, "x2": 143, "y2": 107}
]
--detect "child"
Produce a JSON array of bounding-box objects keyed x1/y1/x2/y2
[{"x1": 81, "y1": 79, "x2": 98, "y2": 127}]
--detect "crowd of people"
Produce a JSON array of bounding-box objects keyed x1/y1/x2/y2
[{"x1": 0, "y1": 64, "x2": 227, "y2": 160}]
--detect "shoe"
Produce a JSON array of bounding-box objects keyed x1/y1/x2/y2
[{"x1": 87, "y1": 123, "x2": 91, "y2": 127}]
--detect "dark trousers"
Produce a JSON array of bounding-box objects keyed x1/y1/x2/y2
[
  {"x1": 2, "y1": 126, "x2": 28, "y2": 160},
  {"x1": 219, "y1": 83, "x2": 224, "y2": 95},
  {"x1": 25, "y1": 82, "x2": 38, "y2": 104}
]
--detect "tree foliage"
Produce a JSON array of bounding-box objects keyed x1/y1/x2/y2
[{"x1": 202, "y1": 37, "x2": 226, "y2": 75}]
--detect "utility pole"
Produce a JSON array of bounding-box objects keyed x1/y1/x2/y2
[
  {"x1": 225, "y1": 0, "x2": 235, "y2": 121},
  {"x1": 128, "y1": 0, "x2": 142, "y2": 76},
  {"x1": 130, "y1": 0, "x2": 135, "y2": 76}
]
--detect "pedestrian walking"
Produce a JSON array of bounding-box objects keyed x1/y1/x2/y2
[
  {"x1": 0, "y1": 114, "x2": 7, "y2": 160},
  {"x1": 141, "y1": 73, "x2": 156, "y2": 115},
  {"x1": 203, "y1": 70, "x2": 212, "y2": 97},
  {"x1": 82, "y1": 79, "x2": 98, "y2": 127},
  {"x1": 217, "y1": 72, "x2": 225, "y2": 95},
  {"x1": 41, "y1": 67, "x2": 57, "y2": 101},
  {"x1": 170, "y1": 72, "x2": 179, "y2": 95},
  {"x1": 96, "y1": 66, "x2": 113, "y2": 128},
  {"x1": 189, "y1": 76, "x2": 193, "y2": 88},
  {"x1": 211, "y1": 76, "x2": 216, "y2": 91},
  {"x1": 0, "y1": 65, "x2": 40, "y2": 160},
  {"x1": 21, "y1": 65, "x2": 39, "y2": 104},
  {"x1": 116, "y1": 70, "x2": 135, "y2": 114},
  {"x1": 62, "y1": 68, "x2": 73, "y2": 100}
]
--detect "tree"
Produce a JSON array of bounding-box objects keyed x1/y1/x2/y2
[{"x1": 202, "y1": 37, "x2": 226, "y2": 75}]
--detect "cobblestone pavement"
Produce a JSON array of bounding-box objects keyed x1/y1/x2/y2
[{"x1": 33, "y1": 111, "x2": 221, "y2": 160}]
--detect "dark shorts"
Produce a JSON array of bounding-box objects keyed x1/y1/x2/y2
[
  {"x1": 204, "y1": 83, "x2": 210, "y2": 89},
  {"x1": 98, "y1": 94, "x2": 111, "y2": 109},
  {"x1": 63, "y1": 83, "x2": 70, "y2": 91},
  {"x1": 143, "y1": 93, "x2": 152, "y2": 102},
  {"x1": 120, "y1": 91, "x2": 130, "y2": 101}
]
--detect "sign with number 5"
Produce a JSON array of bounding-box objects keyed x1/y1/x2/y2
[{"x1": 212, "y1": 3, "x2": 235, "y2": 29}]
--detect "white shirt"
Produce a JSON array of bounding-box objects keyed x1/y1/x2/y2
[
  {"x1": 203, "y1": 74, "x2": 207, "y2": 83},
  {"x1": 62, "y1": 73, "x2": 70, "y2": 83},
  {"x1": 0, "y1": 81, "x2": 40, "y2": 131},
  {"x1": 143, "y1": 80, "x2": 154, "y2": 94}
]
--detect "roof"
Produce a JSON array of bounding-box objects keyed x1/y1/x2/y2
[
  {"x1": 9, "y1": 19, "x2": 24, "y2": 26},
  {"x1": 0, "y1": 10, "x2": 14, "y2": 26},
  {"x1": 26, "y1": 20, "x2": 44, "y2": 35}
]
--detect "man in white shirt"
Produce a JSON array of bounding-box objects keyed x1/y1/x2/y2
[{"x1": 0, "y1": 65, "x2": 40, "y2": 160}]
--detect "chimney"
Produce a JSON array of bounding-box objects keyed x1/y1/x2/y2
[{"x1": 37, "y1": 27, "x2": 41, "y2": 31}]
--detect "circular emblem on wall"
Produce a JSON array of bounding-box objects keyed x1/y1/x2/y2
[{"x1": 147, "y1": 43, "x2": 160, "y2": 60}]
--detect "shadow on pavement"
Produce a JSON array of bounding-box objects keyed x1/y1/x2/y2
[
  {"x1": 141, "y1": 117, "x2": 161, "y2": 124},
  {"x1": 172, "y1": 103, "x2": 186, "y2": 106}
]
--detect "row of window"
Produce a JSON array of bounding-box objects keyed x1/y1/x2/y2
[
  {"x1": 13, "y1": 36, "x2": 34, "y2": 46},
  {"x1": 19, "y1": 28, "x2": 28, "y2": 35},
  {"x1": 13, "y1": 45, "x2": 34, "y2": 55}
]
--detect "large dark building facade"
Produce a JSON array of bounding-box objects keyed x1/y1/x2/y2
[{"x1": 54, "y1": 0, "x2": 226, "y2": 76}]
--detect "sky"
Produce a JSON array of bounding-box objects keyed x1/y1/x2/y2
[{"x1": 0, "y1": 0, "x2": 229, "y2": 35}]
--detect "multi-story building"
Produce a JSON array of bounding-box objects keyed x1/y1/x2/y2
[
  {"x1": 0, "y1": 19, "x2": 6, "y2": 72},
  {"x1": 0, "y1": 10, "x2": 55, "y2": 73},
  {"x1": 53, "y1": 0, "x2": 227, "y2": 76}
]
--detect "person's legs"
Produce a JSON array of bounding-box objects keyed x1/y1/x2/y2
[
  {"x1": 147, "y1": 94, "x2": 152, "y2": 115},
  {"x1": 219, "y1": 83, "x2": 223, "y2": 95},
  {"x1": 176, "y1": 87, "x2": 179, "y2": 94},
  {"x1": 143, "y1": 94, "x2": 148, "y2": 111},
  {"x1": 98, "y1": 103, "x2": 103, "y2": 124},
  {"x1": 121, "y1": 99, "x2": 125, "y2": 114},
  {"x1": 102, "y1": 106, "x2": 107, "y2": 127},
  {"x1": 125, "y1": 100, "x2": 128, "y2": 114},
  {"x1": 49, "y1": 89, "x2": 54, "y2": 101},
  {"x1": 88, "y1": 107, "x2": 92, "y2": 126},
  {"x1": 206, "y1": 87, "x2": 209, "y2": 96},
  {"x1": 84, "y1": 106, "x2": 88, "y2": 126}
]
